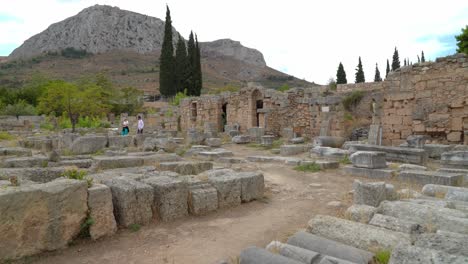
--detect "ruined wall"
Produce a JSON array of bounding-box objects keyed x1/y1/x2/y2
[
  {"x1": 381, "y1": 54, "x2": 468, "y2": 145},
  {"x1": 0, "y1": 116, "x2": 44, "y2": 131},
  {"x1": 180, "y1": 95, "x2": 224, "y2": 132},
  {"x1": 337, "y1": 82, "x2": 384, "y2": 93}
]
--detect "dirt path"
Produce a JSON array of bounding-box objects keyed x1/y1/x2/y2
[{"x1": 26, "y1": 145, "x2": 357, "y2": 264}]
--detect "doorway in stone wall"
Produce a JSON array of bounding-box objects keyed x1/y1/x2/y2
[
  {"x1": 222, "y1": 103, "x2": 227, "y2": 132},
  {"x1": 256, "y1": 100, "x2": 263, "y2": 127}
]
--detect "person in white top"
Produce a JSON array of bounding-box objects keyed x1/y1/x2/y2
[
  {"x1": 137, "y1": 115, "x2": 144, "y2": 134},
  {"x1": 122, "y1": 118, "x2": 129, "y2": 136}
]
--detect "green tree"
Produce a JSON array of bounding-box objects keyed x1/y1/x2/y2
[
  {"x1": 194, "y1": 35, "x2": 203, "y2": 96},
  {"x1": 186, "y1": 31, "x2": 196, "y2": 96},
  {"x1": 421, "y1": 51, "x2": 426, "y2": 62},
  {"x1": 38, "y1": 80, "x2": 108, "y2": 132},
  {"x1": 386, "y1": 59, "x2": 390, "y2": 78},
  {"x1": 159, "y1": 6, "x2": 175, "y2": 97},
  {"x1": 374, "y1": 63, "x2": 382, "y2": 82},
  {"x1": 109, "y1": 87, "x2": 144, "y2": 115},
  {"x1": 392, "y1": 47, "x2": 400, "y2": 71},
  {"x1": 1, "y1": 99, "x2": 37, "y2": 118},
  {"x1": 355, "y1": 57, "x2": 365, "y2": 83},
  {"x1": 336, "y1": 62, "x2": 347, "y2": 84},
  {"x1": 174, "y1": 34, "x2": 189, "y2": 93},
  {"x1": 455, "y1": 26, "x2": 468, "y2": 55}
]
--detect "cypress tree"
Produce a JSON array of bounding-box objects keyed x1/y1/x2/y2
[
  {"x1": 374, "y1": 63, "x2": 382, "y2": 82},
  {"x1": 421, "y1": 51, "x2": 425, "y2": 62},
  {"x1": 386, "y1": 59, "x2": 390, "y2": 78},
  {"x1": 336, "y1": 62, "x2": 347, "y2": 84},
  {"x1": 186, "y1": 31, "x2": 196, "y2": 96},
  {"x1": 355, "y1": 57, "x2": 365, "y2": 83},
  {"x1": 194, "y1": 35, "x2": 202, "y2": 96},
  {"x1": 159, "y1": 6, "x2": 175, "y2": 97},
  {"x1": 392, "y1": 47, "x2": 400, "y2": 71},
  {"x1": 174, "y1": 34, "x2": 188, "y2": 93}
]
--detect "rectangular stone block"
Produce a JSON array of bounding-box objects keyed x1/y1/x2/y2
[
  {"x1": 102, "y1": 178, "x2": 153, "y2": 227},
  {"x1": 108, "y1": 136, "x2": 134, "y2": 148},
  {"x1": 142, "y1": 176, "x2": 188, "y2": 221},
  {"x1": 280, "y1": 145, "x2": 306, "y2": 156},
  {"x1": 0, "y1": 147, "x2": 32, "y2": 157},
  {"x1": 157, "y1": 161, "x2": 213, "y2": 175},
  {"x1": 350, "y1": 151, "x2": 387, "y2": 169},
  {"x1": 235, "y1": 172, "x2": 264, "y2": 202},
  {"x1": 1, "y1": 157, "x2": 49, "y2": 168},
  {"x1": 208, "y1": 174, "x2": 241, "y2": 208},
  {"x1": 344, "y1": 166, "x2": 394, "y2": 179},
  {"x1": 93, "y1": 156, "x2": 145, "y2": 170},
  {"x1": 398, "y1": 170, "x2": 464, "y2": 186},
  {"x1": 188, "y1": 184, "x2": 218, "y2": 216},
  {"x1": 441, "y1": 151, "x2": 468, "y2": 169},
  {"x1": 87, "y1": 184, "x2": 117, "y2": 240},
  {"x1": 348, "y1": 144, "x2": 428, "y2": 165}
]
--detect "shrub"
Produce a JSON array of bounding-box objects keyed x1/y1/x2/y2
[
  {"x1": 0, "y1": 100, "x2": 37, "y2": 117},
  {"x1": 78, "y1": 215, "x2": 94, "y2": 238},
  {"x1": 129, "y1": 223, "x2": 141, "y2": 232},
  {"x1": 344, "y1": 112, "x2": 354, "y2": 121},
  {"x1": 62, "y1": 169, "x2": 93, "y2": 187},
  {"x1": 342, "y1": 90, "x2": 364, "y2": 111},
  {"x1": 339, "y1": 155, "x2": 351, "y2": 164},
  {"x1": 171, "y1": 89, "x2": 188, "y2": 106},
  {"x1": 294, "y1": 163, "x2": 321, "y2": 172},
  {"x1": 61, "y1": 47, "x2": 88, "y2": 59},
  {"x1": 0, "y1": 132, "x2": 15, "y2": 141},
  {"x1": 278, "y1": 84, "x2": 290, "y2": 92},
  {"x1": 374, "y1": 250, "x2": 391, "y2": 264},
  {"x1": 327, "y1": 78, "x2": 337, "y2": 91}
]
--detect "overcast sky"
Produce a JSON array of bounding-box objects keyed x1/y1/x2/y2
[{"x1": 0, "y1": 0, "x2": 466, "y2": 84}]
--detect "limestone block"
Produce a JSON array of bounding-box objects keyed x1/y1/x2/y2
[
  {"x1": 87, "y1": 184, "x2": 117, "y2": 240},
  {"x1": 208, "y1": 173, "x2": 241, "y2": 208},
  {"x1": 307, "y1": 215, "x2": 411, "y2": 251},
  {"x1": 102, "y1": 178, "x2": 153, "y2": 227},
  {"x1": 71, "y1": 135, "x2": 108, "y2": 154},
  {"x1": 398, "y1": 170, "x2": 463, "y2": 186},
  {"x1": 157, "y1": 161, "x2": 213, "y2": 175},
  {"x1": 0, "y1": 179, "x2": 88, "y2": 260},
  {"x1": 447, "y1": 131, "x2": 462, "y2": 142},
  {"x1": 188, "y1": 184, "x2": 218, "y2": 215},
  {"x1": 196, "y1": 149, "x2": 233, "y2": 161},
  {"x1": 343, "y1": 166, "x2": 394, "y2": 179},
  {"x1": 205, "y1": 138, "x2": 222, "y2": 147},
  {"x1": 236, "y1": 171, "x2": 264, "y2": 202},
  {"x1": 261, "y1": 135, "x2": 275, "y2": 146},
  {"x1": 441, "y1": 151, "x2": 468, "y2": 169},
  {"x1": 232, "y1": 135, "x2": 250, "y2": 144},
  {"x1": 108, "y1": 136, "x2": 133, "y2": 148},
  {"x1": 240, "y1": 246, "x2": 303, "y2": 264},
  {"x1": 414, "y1": 232, "x2": 468, "y2": 257},
  {"x1": 344, "y1": 204, "x2": 377, "y2": 223},
  {"x1": 353, "y1": 180, "x2": 387, "y2": 207},
  {"x1": 311, "y1": 146, "x2": 349, "y2": 158},
  {"x1": 406, "y1": 135, "x2": 427, "y2": 148},
  {"x1": 350, "y1": 151, "x2": 387, "y2": 169},
  {"x1": 142, "y1": 176, "x2": 188, "y2": 221},
  {"x1": 389, "y1": 243, "x2": 468, "y2": 264},
  {"x1": 1, "y1": 156, "x2": 49, "y2": 168},
  {"x1": 289, "y1": 137, "x2": 305, "y2": 144},
  {"x1": 398, "y1": 164, "x2": 427, "y2": 171},
  {"x1": 93, "y1": 156, "x2": 144, "y2": 170},
  {"x1": 0, "y1": 147, "x2": 32, "y2": 157},
  {"x1": 280, "y1": 145, "x2": 306, "y2": 156},
  {"x1": 369, "y1": 214, "x2": 423, "y2": 234},
  {"x1": 313, "y1": 136, "x2": 345, "y2": 148}
]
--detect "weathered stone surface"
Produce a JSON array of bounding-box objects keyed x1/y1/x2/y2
[
  {"x1": 56, "y1": 159, "x2": 93, "y2": 168},
  {"x1": 248, "y1": 127, "x2": 265, "y2": 143},
  {"x1": 344, "y1": 166, "x2": 394, "y2": 179},
  {"x1": 350, "y1": 151, "x2": 387, "y2": 169},
  {"x1": 218, "y1": 157, "x2": 246, "y2": 164},
  {"x1": 311, "y1": 146, "x2": 349, "y2": 158},
  {"x1": 398, "y1": 163, "x2": 427, "y2": 171},
  {"x1": 187, "y1": 129, "x2": 206, "y2": 145},
  {"x1": 232, "y1": 135, "x2": 250, "y2": 144},
  {"x1": 0, "y1": 167, "x2": 68, "y2": 183},
  {"x1": 421, "y1": 184, "x2": 468, "y2": 198},
  {"x1": 280, "y1": 145, "x2": 306, "y2": 156},
  {"x1": 424, "y1": 144, "x2": 454, "y2": 159},
  {"x1": 247, "y1": 155, "x2": 302, "y2": 166},
  {"x1": 441, "y1": 151, "x2": 468, "y2": 169},
  {"x1": 157, "y1": 161, "x2": 213, "y2": 175},
  {"x1": 105, "y1": 149, "x2": 128, "y2": 156},
  {"x1": 348, "y1": 144, "x2": 427, "y2": 165},
  {"x1": 188, "y1": 184, "x2": 218, "y2": 215},
  {"x1": 353, "y1": 180, "x2": 387, "y2": 207},
  {"x1": 313, "y1": 136, "x2": 345, "y2": 148},
  {"x1": 378, "y1": 200, "x2": 468, "y2": 234},
  {"x1": 208, "y1": 173, "x2": 241, "y2": 208},
  {"x1": 196, "y1": 149, "x2": 233, "y2": 161},
  {"x1": 266, "y1": 241, "x2": 320, "y2": 264},
  {"x1": 398, "y1": 170, "x2": 464, "y2": 186},
  {"x1": 93, "y1": 156, "x2": 144, "y2": 170},
  {"x1": 314, "y1": 160, "x2": 340, "y2": 169},
  {"x1": 389, "y1": 243, "x2": 468, "y2": 264},
  {"x1": 369, "y1": 213, "x2": 423, "y2": 234},
  {"x1": 287, "y1": 231, "x2": 374, "y2": 263},
  {"x1": 0, "y1": 179, "x2": 88, "y2": 260},
  {"x1": 236, "y1": 171, "x2": 264, "y2": 202},
  {"x1": 205, "y1": 138, "x2": 222, "y2": 147},
  {"x1": 0, "y1": 147, "x2": 32, "y2": 157},
  {"x1": 87, "y1": 184, "x2": 117, "y2": 240},
  {"x1": 406, "y1": 135, "x2": 427, "y2": 148},
  {"x1": 445, "y1": 187, "x2": 468, "y2": 202},
  {"x1": 102, "y1": 177, "x2": 153, "y2": 227},
  {"x1": 240, "y1": 246, "x2": 303, "y2": 264},
  {"x1": 143, "y1": 137, "x2": 178, "y2": 152},
  {"x1": 344, "y1": 204, "x2": 377, "y2": 223},
  {"x1": 108, "y1": 135, "x2": 133, "y2": 148},
  {"x1": 414, "y1": 232, "x2": 468, "y2": 257},
  {"x1": 71, "y1": 135, "x2": 108, "y2": 154},
  {"x1": 307, "y1": 214, "x2": 411, "y2": 251},
  {"x1": 261, "y1": 135, "x2": 275, "y2": 146},
  {"x1": 1, "y1": 156, "x2": 49, "y2": 168},
  {"x1": 289, "y1": 137, "x2": 305, "y2": 144},
  {"x1": 142, "y1": 176, "x2": 188, "y2": 221}
]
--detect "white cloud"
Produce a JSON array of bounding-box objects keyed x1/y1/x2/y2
[{"x1": 0, "y1": 0, "x2": 466, "y2": 84}]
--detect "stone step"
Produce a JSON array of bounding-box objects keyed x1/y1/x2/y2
[
  {"x1": 287, "y1": 231, "x2": 373, "y2": 263},
  {"x1": 389, "y1": 243, "x2": 468, "y2": 264},
  {"x1": 239, "y1": 246, "x2": 303, "y2": 264},
  {"x1": 0, "y1": 147, "x2": 32, "y2": 157},
  {"x1": 398, "y1": 170, "x2": 464, "y2": 186},
  {"x1": 306, "y1": 215, "x2": 411, "y2": 251},
  {"x1": 1, "y1": 156, "x2": 49, "y2": 168}
]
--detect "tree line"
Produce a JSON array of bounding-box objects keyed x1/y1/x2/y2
[{"x1": 159, "y1": 6, "x2": 202, "y2": 98}]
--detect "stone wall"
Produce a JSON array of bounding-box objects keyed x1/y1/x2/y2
[
  {"x1": 0, "y1": 116, "x2": 44, "y2": 132},
  {"x1": 337, "y1": 82, "x2": 384, "y2": 93},
  {"x1": 381, "y1": 54, "x2": 468, "y2": 145}
]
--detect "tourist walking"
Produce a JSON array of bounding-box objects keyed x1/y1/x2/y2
[
  {"x1": 121, "y1": 118, "x2": 130, "y2": 136},
  {"x1": 137, "y1": 115, "x2": 144, "y2": 134}
]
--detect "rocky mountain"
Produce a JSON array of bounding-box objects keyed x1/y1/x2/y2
[{"x1": 4, "y1": 5, "x2": 313, "y2": 92}]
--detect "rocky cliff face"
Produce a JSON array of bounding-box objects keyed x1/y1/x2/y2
[{"x1": 9, "y1": 5, "x2": 266, "y2": 67}]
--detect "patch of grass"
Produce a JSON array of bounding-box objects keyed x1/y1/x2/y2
[
  {"x1": 0, "y1": 132, "x2": 15, "y2": 141},
  {"x1": 344, "y1": 112, "x2": 354, "y2": 121},
  {"x1": 339, "y1": 155, "x2": 351, "y2": 165},
  {"x1": 129, "y1": 223, "x2": 141, "y2": 232},
  {"x1": 62, "y1": 169, "x2": 93, "y2": 187},
  {"x1": 373, "y1": 250, "x2": 391, "y2": 264},
  {"x1": 277, "y1": 84, "x2": 290, "y2": 92},
  {"x1": 176, "y1": 148, "x2": 187, "y2": 156},
  {"x1": 41, "y1": 160, "x2": 49, "y2": 168},
  {"x1": 271, "y1": 139, "x2": 284, "y2": 149},
  {"x1": 77, "y1": 215, "x2": 94, "y2": 238},
  {"x1": 294, "y1": 163, "x2": 321, "y2": 173}
]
